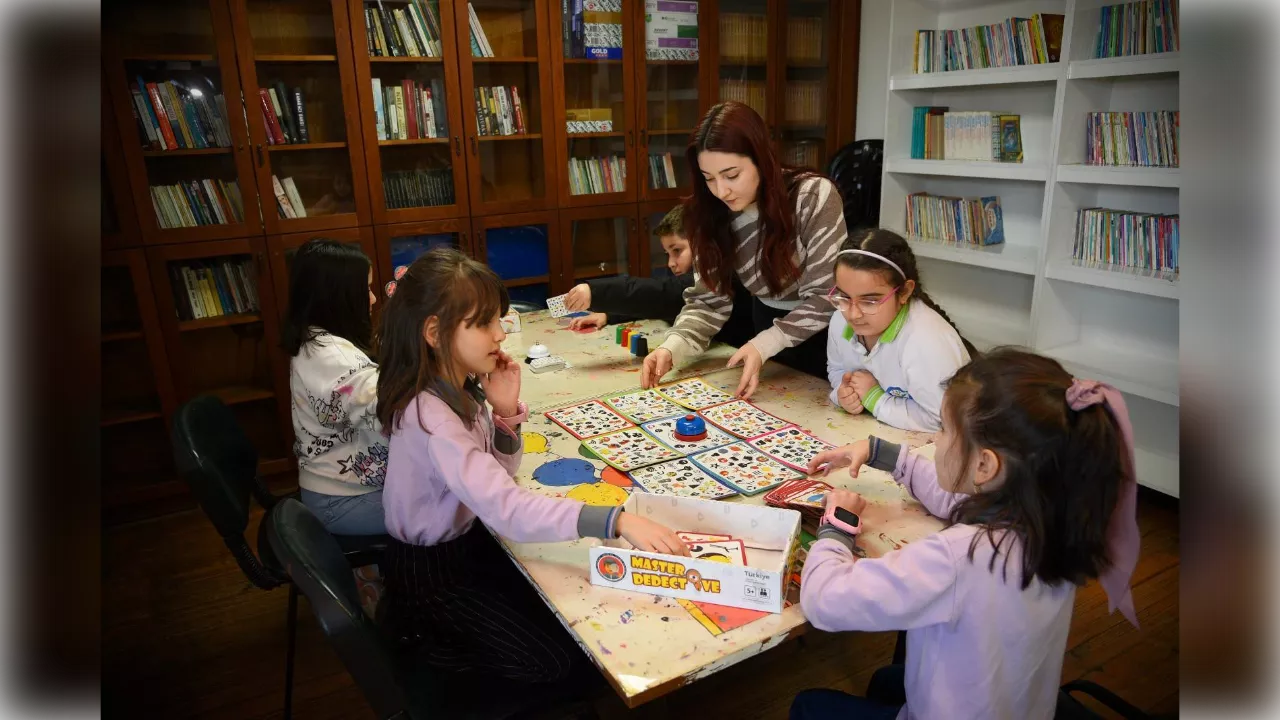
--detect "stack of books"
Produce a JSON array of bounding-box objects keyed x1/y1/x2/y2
[
  {"x1": 130, "y1": 76, "x2": 231, "y2": 151},
  {"x1": 905, "y1": 192, "x2": 1006, "y2": 246},
  {"x1": 474, "y1": 86, "x2": 528, "y2": 136},
  {"x1": 1085, "y1": 111, "x2": 1178, "y2": 167},
  {"x1": 913, "y1": 13, "x2": 1064, "y2": 73},
  {"x1": 568, "y1": 155, "x2": 626, "y2": 195},
  {"x1": 384, "y1": 169, "x2": 456, "y2": 209},
  {"x1": 372, "y1": 78, "x2": 449, "y2": 141},
  {"x1": 167, "y1": 257, "x2": 260, "y2": 321},
  {"x1": 783, "y1": 82, "x2": 824, "y2": 126},
  {"x1": 782, "y1": 140, "x2": 822, "y2": 170},
  {"x1": 271, "y1": 175, "x2": 307, "y2": 219},
  {"x1": 564, "y1": 0, "x2": 623, "y2": 59},
  {"x1": 911, "y1": 108, "x2": 1023, "y2": 163},
  {"x1": 468, "y1": 3, "x2": 495, "y2": 57},
  {"x1": 648, "y1": 153, "x2": 678, "y2": 189},
  {"x1": 718, "y1": 12, "x2": 767, "y2": 62},
  {"x1": 719, "y1": 78, "x2": 766, "y2": 117},
  {"x1": 1073, "y1": 208, "x2": 1179, "y2": 274},
  {"x1": 365, "y1": 0, "x2": 445, "y2": 57},
  {"x1": 257, "y1": 85, "x2": 309, "y2": 145},
  {"x1": 1095, "y1": 0, "x2": 1179, "y2": 57},
  {"x1": 785, "y1": 16, "x2": 823, "y2": 64},
  {"x1": 150, "y1": 180, "x2": 244, "y2": 229}
]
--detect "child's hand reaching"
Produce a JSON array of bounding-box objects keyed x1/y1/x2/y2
[
  {"x1": 807, "y1": 439, "x2": 871, "y2": 478},
  {"x1": 825, "y1": 488, "x2": 868, "y2": 516},
  {"x1": 481, "y1": 350, "x2": 521, "y2": 418},
  {"x1": 837, "y1": 373, "x2": 864, "y2": 414},
  {"x1": 617, "y1": 513, "x2": 690, "y2": 556},
  {"x1": 565, "y1": 283, "x2": 592, "y2": 312},
  {"x1": 568, "y1": 312, "x2": 608, "y2": 331}
]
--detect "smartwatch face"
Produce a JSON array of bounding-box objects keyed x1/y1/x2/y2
[{"x1": 834, "y1": 507, "x2": 860, "y2": 527}]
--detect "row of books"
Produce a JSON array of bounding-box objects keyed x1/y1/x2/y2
[
  {"x1": 168, "y1": 258, "x2": 260, "y2": 322},
  {"x1": 150, "y1": 179, "x2": 245, "y2": 229},
  {"x1": 363, "y1": 0, "x2": 445, "y2": 58},
  {"x1": 1085, "y1": 111, "x2": 1178, "y2": 168},
  {"x1": 257, "y1": 85, "x2": 310, "y2": 145},
  {"x1": 1095, "y1": 0, "x2": 1179, "y2": 58},
  {"x1": 783, "y1": 81, "x2": 825, "y2": 126},
  {"x1": 563, "y1": 0, "x2": 623, "y2": 59},
  {"x1": 372, "y1": 78, "x2": 448, "y2": 141},
  {"x1": 785, "y1": 16, "x2": 824, "y2": 64},
  {"x1": 271, "y1": 175, "x2": 308, "y2": 219},
  {"x1": 1072, "y1": 207, "x2": 1179, "y2": 273},
  {"x1": 645, "y1": 0, "x2": 698, "y2": 62},
  {"x1": 474, "y1": 86, "x2": 529, "y2": 136},
  {"x1": 782, "y1": 140, "x2": 823, "y2": 170},
  {"x1": 384, "y1": 168, "x2": 456, "y2": 209},
  {"x1": 905, "y1": 192, "x2": 1006, "y2": 246},
  {"x1": 131, "y1": 77, "x2": 231, "y2": 151},
  {"x1": 568, "y1": 155, "x2": 626, "y2": 195},
  {"x1": 911, "y1": 108, "x2": 1023, "y2": 163},
  {"x1": 468, "y1": 3, "x2": 496, "y2": 57},
  {"x1": 648, "y1": 153, "x2": 678, "y2": 189},
  {"x1": 719, "y1": 79, "x2": 766, "y2": 118},
  {"x1": 913, "y1": 13, "x2": 1064, "y2": 73},
  {"x1": 719, "y1": 13, "x2": 767, "y2": 63}
]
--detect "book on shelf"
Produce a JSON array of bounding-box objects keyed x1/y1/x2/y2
[
  {"x1": 167, "y1": 257, "x2": 260, "y2": 321},
  {"x1": 911, "y1": 108, "x2": 1022, "y2": 163},
  {"x1": 373, "y1": 78, "x2": 447, "y2": 140},
  {"x1": 645, "y1": 0, "x2": 698, "y2": 61},
  {"x1": 913, "y1": 13, "x2": 1064, "y2": 73},
  {"x1": 905, "y1": 192, "x2": 1005, "y2": 246},
  {"x1": 365, "y1": 1, "x2": 443, "y2": 57},
  {"x1": 1086, "y1": 111, "x2": 1178, "y2": 167},
  {"x1": 149, "y1": 179, "x2": 244, "y2": 229},
  {"x1": 785, "y1": 15, "x2": 822, "y2": 64},
  {"x1": 1073, "y1": 207, "x2": 1178, "y2": 274},
  {"x1": 271, "y1": 174, "x2": 308, "y2": 219},
  {"x1": 719, "y1": 78, "x2": 766, "y2": 118},
  {"x1": 473, "y1": 86, "x2": 528, "y2": 136},
  {"x1": 565, "y1": 0, "x2": 623, "y2": 59},
  {"x1": 383, "y1": 168, "x2": 455, "y2": 209},
  {"x1": 258, "y1": 86, "x2": 310, "y2": 145},
  {"x1": 568, "y1": 155, "x2": 626, "y2": 195},
  {"x1": 719, "y1": 12, "x2": 767, "y2": 62},
  {"x1": 782, "y1": 140, "x2": 822, "y2": 169},
  {"x1": 130, "y1": 76, "x2": 231, "y2": 151},
  {"x1": 1095, "y1": 0, "x2": 1179, "y2": 58},
  {"x1": 649, "y1": 152, "x2": 678, "y2": 189},
  {"x1": 783, "y1": 81, "x2": 824, "y2": 126},
  {"x1": 469, "y1": 3, "x2": 495, "y2": 57}
]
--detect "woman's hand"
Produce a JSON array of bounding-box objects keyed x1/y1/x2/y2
[
  {"x1": 481, "y1": 350, "x2": 521, "y2": 418},
  {"x1": 617, "y1": 513, "x2": 690, "y2": 556},
  {"x1": 727, "y1": 343, "x2": 763, "y2": 399},
  {"x1": 849, "y1": 370, "x2": 879, "y2": 400},
  {"x1": 641, "y1": 348, "x2": 674, "y2": 389},
  {"x1": 837, "y1": 372, "x2": 864, "y2": 414},
  {"x1": 806, "y1": 439, "x2": 871, "y2": 478},
  {"x1": 568, "y1": 312, "x2": 608, "y2": 331},
  {"x1": 565, "y1": 283, "x2": 592, "y2": 312},
  {"x1": 825, "y1": 488, "x2": 868, "y2": 517}
]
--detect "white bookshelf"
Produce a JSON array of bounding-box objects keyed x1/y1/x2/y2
[{"x1": 879, "y1": 0, "x2": 1180, "y2": 496}]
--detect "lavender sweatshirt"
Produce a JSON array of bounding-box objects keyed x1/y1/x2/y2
[
  {"x1": 384, "y1": 387, "x2": 619, "y2": 546},
  {"x1": 801, "y1": 440, "x2": 1077, "y2": 720}
]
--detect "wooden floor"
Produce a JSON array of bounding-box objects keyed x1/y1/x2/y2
[{"x1": 103, "y1": 489, "x2": 1179, "y2": 719}]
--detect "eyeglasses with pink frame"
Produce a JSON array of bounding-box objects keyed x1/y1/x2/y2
[{"x1": 825, "y1": 285, "x2": 902, "y2": 315}]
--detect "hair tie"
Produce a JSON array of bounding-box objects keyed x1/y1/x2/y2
[
  {"x1": 1066, "y1": 378, "x2": 1141, "y2": 628},
  {"x1": 385, "y1": 265, "x2": 409, "y2": 298},
  {"x1": 836, "y1": 249, "x2": 906, "y2": 279}
]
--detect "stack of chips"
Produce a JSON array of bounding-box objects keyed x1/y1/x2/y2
[{"x1": 615, "y1": 325, "x2": 648, "y2": 357}]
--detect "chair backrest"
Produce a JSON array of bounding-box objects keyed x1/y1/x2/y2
[
  {"x1": 172, "y1": 394, "x2": 282, "y2": 589},
  {"x1": 827, "y1": 139, "x2": 884, "y2": 233},
  {"x1": 267, "y1": 498, "x2": 410, "y2": 719}
]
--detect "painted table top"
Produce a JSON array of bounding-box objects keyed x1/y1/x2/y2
[{"x1": 496, "y1": 312, "x2": 946, "y2": 707}]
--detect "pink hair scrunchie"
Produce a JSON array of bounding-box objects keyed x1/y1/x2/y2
[{"x1": 1067, "y1": 378, "x2": 1141, "y2": 628}]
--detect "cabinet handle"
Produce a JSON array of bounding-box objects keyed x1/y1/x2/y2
[
  {"x1": 454, "y1": 136, "x2": 462, "y2": 156},
  {"x1": 470, "y1": 136, "x2": 477, "y2": 155},
  {"x1": 630, "y1": 218, "x2": 637, "y2": 233},
  {"x1": 256, "y1": 144, "x2": 265, "y2": 167},
  {"x1": 627, "y1": 130, "x2": 634, "y2": 148}
]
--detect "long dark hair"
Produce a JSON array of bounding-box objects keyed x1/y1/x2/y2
[
  {"x1": 835, "y1": 228, "x2": 978, "y2": 358},
  {"x1": 281, "y1": 238, "x2": 372, "y2": 356},
  {"x1": 684, "y1": 101, "x2": 821, "y2": 297},
  {"x1": 944, "y1": 349, "x2": 1131, "y2": 589},
  {"x1": 375, "y1": 247, "x2": 509, "y2": 433}
]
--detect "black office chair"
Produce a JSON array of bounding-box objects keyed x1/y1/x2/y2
[
  {"x1": 266, "y1": 498, "x2": 599, "y2": 719},
  {"x1": 172, "y1": 394, "x2": 391, "y2": 718}
]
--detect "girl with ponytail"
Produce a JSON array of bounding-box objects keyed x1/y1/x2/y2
[{"x1": 824, "y1": 228, "x2": 976, "y2": 432}]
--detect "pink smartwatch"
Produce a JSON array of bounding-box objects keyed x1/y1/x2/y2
[{"x1": 822, "y1": 505, "x2": 863, "y2": 536}]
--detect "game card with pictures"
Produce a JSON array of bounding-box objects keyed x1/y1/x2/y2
[
  {"x1": 628, "y1": 459, "x2": 739, "y2": 499},
  {"x1": 699, "y1": 400, "x2": 793, "y2": 440},
  {"x1": 604, "y1": 389, "x2": 687, "y2": 423},
  {"x1": 641, "y1": 415, "x2": 736, "y2": 455},
  {"x1": 582, "y1": 428, "x2": 681, "y2": 471},
  {"x1": 546, "y1": 293, "x2": 571, "y2": 318},
  {"x1": 543, "y1": 400, "x2": 632, "y2": 439},
  {"x1": 689, "y1": 442, "x2": 804, "y2": 495},
  {"x1": 655, "y1": 378, "x2": 735, "y2": 410},
  {"x1": 686, "y1": 539, "x2": 747, "y2": 566},
  {"x1": 749, "y1": 427, "x2": 836, "y2": 472}
]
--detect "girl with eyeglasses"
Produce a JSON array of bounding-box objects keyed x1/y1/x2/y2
[{"x1": 825, "y1": 229, "x2": 977, "y2": 432}]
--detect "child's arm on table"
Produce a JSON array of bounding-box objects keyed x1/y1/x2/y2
[{"x1": 868, "y1": 436, "x2": 969, "y2": 519}]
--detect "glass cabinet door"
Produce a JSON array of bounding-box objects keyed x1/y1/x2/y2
[
  {"x1": 779, "y1": 0, "x2": 832, "y2": 169},
  {"x1": 716, "y1": 0, "x2": 770, "y2": 122},
  {"x1": 639, "y1": 0, "x2": 704, "y2": 198}
]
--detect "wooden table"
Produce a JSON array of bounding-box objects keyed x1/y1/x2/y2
[{"x1": 498, "y1": 311, "x2": 945, "y2": 707}]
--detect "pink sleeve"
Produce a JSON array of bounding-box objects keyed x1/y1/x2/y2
[
  {"x1": 425, "y1": 411, "x2": 583, "y2": 544},
  {"x1": 799, "y1": 534, "x2": 958, "y2": 633},
  {"x1": 892, "y1": 444, "x2": 971, "y2": 520}
]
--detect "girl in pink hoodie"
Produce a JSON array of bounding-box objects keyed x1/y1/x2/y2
[{"x1": 794, "y1": 349, "x2": 1141, "y2": 720}]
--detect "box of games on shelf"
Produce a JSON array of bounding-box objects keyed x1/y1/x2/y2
[
  {"x1": 645, "y1": 0, "x2": 699, "y2": 61},
  {"x1": 905, "y1": 192, "x2": 1005, "y2": 246},
  {"x1": 565, "y1": 0, "x2": 623, "y2": 59},
  {"x1": 257, "y1": 85, "x2": 310, "y2": 145},
  {"x1": 371, "y1": 78, "x2": 450, "y2": 141},
  {"x1": 365, "y1": 0, "x2": 445, "y2": 58},
  {"x1": 1095, "y1": 0, "x2": 1179, "y2": 58},
  {"x1": 1086, "y1": 111, "x2": 1178, "y2": 167},
  {"x1": 913, "y1": 13, "x2": 1064, "y2": 73},
  {"x1": 567, "y1": 108, "x2": 613, "y2": 134},
  {"x1": 130, "y1": 76, "x2": 231, "y2": 151},
  {"x1": 911, "y1": 109, "x2": 1022, "y2": 162},
  {"x1": 167, "y1": 257, "x2": 260, "y2": 321},
  {"x1": 150, "y1": 179, "x2": 244, "y2": 229},
  {"x1": 1073, "y1": 207, "x2": 1178, "y2": 274},
  {"x1": 384, "y1": 169, "x2": 456, "y2": 209},
  {"x1": 568, "y1": 155, "x2": 626, "y2": 195}
]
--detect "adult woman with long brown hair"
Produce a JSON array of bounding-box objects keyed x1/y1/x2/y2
[{"x1": 640, "y1": 102, "x2": 849, "y2": 398}]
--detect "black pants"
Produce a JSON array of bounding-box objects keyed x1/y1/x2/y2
[
  {"x1": 750, "y1": 297, "x2": 830, "y2": 381},
  {"x1": 790, "y1": 664, "x2": 907, "y2": 720},
  {"x1": 381, "y1": 522, "x2": 589, "y2": 685}
]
